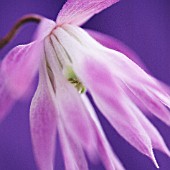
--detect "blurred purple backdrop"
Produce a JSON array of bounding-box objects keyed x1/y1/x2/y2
[{"x1": 0, "y1": 0, "x2": 170, "y2": 170}]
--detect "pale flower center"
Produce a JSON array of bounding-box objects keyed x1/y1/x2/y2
[{"x1": 44, "y1": 26, "x2": 86, "y2": 94}]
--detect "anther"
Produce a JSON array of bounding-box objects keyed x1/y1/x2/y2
[{"x1": 65, "y1": 66, "x2": 86, "y2": 94}]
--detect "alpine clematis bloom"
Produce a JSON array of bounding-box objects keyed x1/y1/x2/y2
[{"x1": 0, "y1": 0, "x2": 170, "y2": 170}]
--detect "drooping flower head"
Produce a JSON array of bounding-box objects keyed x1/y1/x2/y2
[{"x1": 0, "y1": 0, "x2": 170, "y2": 170}]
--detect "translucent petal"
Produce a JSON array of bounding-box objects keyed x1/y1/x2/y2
[
  {"x1": 72, "y1": 54, "x2": 159, "y2": 167},
  {"x1": 86, "y1": 29, "x2": 147, "y2": 70},
  {"x1": 82, "y1": 95, "x2": 125, "y2": 170},
  {"x1": 0, "y1": 42, "x2": 41, "y2": 121},
  {"x1": 59, "y1": 119, "x2": 88, "y2": 170},
  {"x1": 56, "y1": 78, "x2": 97, "y2": 155},
  {"x1": 57, "y1": 0, "x2": 119, "y2": 26},
  {"x1": 0, "y1": 17, "x2": 55, "y2": 121},
  {"x1": 128, "y1": 84, "x2": 170, "y2": 126},
  {"x1": 30, "y1": 60, "x2": 57, "y2": 170},
  {"x1": 130, "y1": 102, "x2": 170, "y2": 157}
]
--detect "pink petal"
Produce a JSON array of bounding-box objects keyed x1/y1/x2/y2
[
  {"x1": 86, "y1": 29, "x2": 147, "y2": 70},
  {"x1": 57, "y1": 0, "x2": 120, "y2": 26},
  {"x1": 130, "y1": 102, "x2": 170, "y2": 157},
  {"x1": 92, "y1": 44, "x2": 170, "y2": 124},
  {"x1": 100, "y1": 48, "x2": 170, "y2": 125},
  {"x1": 1, "y1": 43, "x2": 35, "y2": 98},
  {"x1": 127, "y1": 84, "x2": 170, "y2": 126},
  {"x1": 58, "y1": 119, "x2": 88, "y2": 170},
  {"x1": 107, "y1": 51, "x2": 163, "y2": 91},
  {"x1": 147, "y1": 85, "x2": 170, "y2": 108},
  {"x1": 82, "y1": 95, "x2": 125, "y2": 170},
  {"x1": 78, "y1": 57, "x2": 159, "y2": 167},
  {"x1": 0, "y1": 18, "x2": 55, "y2": 121},
  {"x1": 0, "y1": 42, "x2": 40, "y2": 122},
  {"x1": 1, "y1": 17, "x2": 55, "y2": 99},
  {"x1": 30, "y1": 61, "x2": 57, "y2": 170},
  {"x1": 0, "y1": 19, "x2": 55, "y2": 121},
  {"x1": 34, "y1": 17, "x2": 56, "y2": 40},
  {"x1": 55, "y1": 77, "x2": 96, "y2": 156}
]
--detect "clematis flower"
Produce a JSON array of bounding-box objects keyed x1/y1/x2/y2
[{"x1": 0, "y1": 0, "x2": 170, "y2": 170}]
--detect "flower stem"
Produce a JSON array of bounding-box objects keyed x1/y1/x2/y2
[{"x1": 0, "y1": 14, "x2": 42, "y2": 49}]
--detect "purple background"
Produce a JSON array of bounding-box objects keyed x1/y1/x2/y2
[{"x1": 0, "y1": 0, "x2": 170, "y2": 170}]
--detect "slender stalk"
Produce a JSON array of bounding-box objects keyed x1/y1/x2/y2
[{"x1": 0, "y1": 14, "x2": 42, "y2": 49}]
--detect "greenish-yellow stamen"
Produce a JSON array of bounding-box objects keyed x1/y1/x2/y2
[{"x1": 65, "y1": 66, "x2": 86, "y2": 94}]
